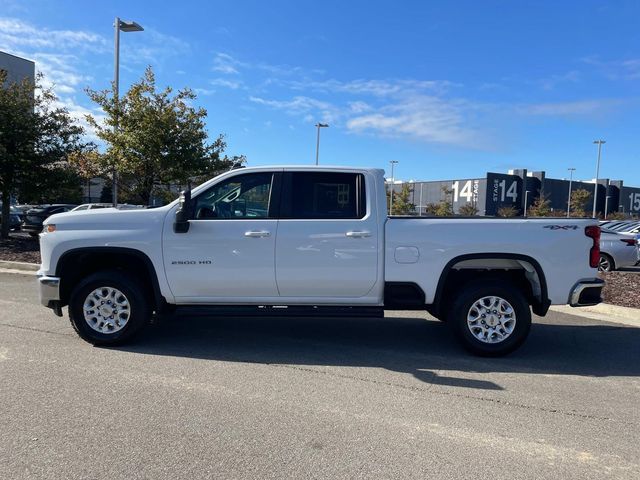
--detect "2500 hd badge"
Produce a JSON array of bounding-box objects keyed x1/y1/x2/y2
[{"x1": 171, "y1": 260, "x2": 212, "y2": 265}]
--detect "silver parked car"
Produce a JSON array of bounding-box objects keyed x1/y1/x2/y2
[
  {"x1": 599, "y1": 229, "x2": 639, "y2": 272},
  {"x1": 71, "y1": 203, "x2": 145, "y2": 211}
]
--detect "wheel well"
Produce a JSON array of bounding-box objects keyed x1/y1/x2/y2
[
  {"x1": 433, "y1": 255, "x2": 549, "y2": 317},
  {"x1": 56, "y1": 248, "x2": 163, "y2": 311}
]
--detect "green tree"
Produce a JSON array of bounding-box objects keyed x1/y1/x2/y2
[
  {"x1": 424, "y1": 186, "x2": 455, "y2": 216},
  {"x1": 387, "y1": 183, "x2": 415, "y2": 215},
  {"x1": 68, "y1": 148, "x2": 107, "y2": 202},
  {"x1": 0, "y1": 71, "x2": 85, "y2": 238},
  {"x1": 569, "y1": 188, "x2": 591, "y2": 217},
  {"x1": 86, "y1": 66, "x2": 245, "y2": 205},
  {"x1": 528, "y1": 193, "x2": 552, "y2": 217}
]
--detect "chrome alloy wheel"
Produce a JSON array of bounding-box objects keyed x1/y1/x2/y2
[
  {"x1": 83, "y1": 286, "x2": 131, "y2": 334},
  {"x1": 466, "y1": 296, "x2": 516, "y2": 344},
  {"x1": 598, "y1": 255, "x2": 612, "y2": 272}
]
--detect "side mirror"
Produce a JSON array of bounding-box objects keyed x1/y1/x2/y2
[{"x1": 174, "y1": 189, "x2": 193, "y2": 233}]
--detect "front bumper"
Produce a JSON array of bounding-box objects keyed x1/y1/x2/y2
[
  {"x1": 569, "y1": 278, "x2": 605, "y2": 307},
  {"x1": 37, "y1": 275, "x2": 62, "y2": 315}
]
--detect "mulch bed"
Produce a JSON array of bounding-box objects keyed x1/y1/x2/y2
[
  {"x1": 1, "y1": 233, "x2": 638, "y2": 309},
  {"x1": 600, "y1": 271, "x2": 640, "y2": 309},
  {"x1": 0, "y1": 233, "x2": 41, "y2": 264}
]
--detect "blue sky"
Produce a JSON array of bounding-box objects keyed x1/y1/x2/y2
[{"x1": 1, "y1": 0, "x2": 639, "y2": 184}]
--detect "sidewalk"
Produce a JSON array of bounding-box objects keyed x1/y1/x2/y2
[
  {"x1": 0, "y1": 260, "x2": 39, "y2": 272},
  {"x1": 550, "y1": 304, "x2": 640, "y2": 328}
]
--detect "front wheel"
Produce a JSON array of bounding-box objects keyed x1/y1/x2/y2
[
  {"x1": 69, "y1": 270, "x2": 150, "y2": 346},
  {"x1": 449, "y1": 280, "x2": 531, "y2": 356}
]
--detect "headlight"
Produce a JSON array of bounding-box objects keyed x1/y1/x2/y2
[{"x1": 42, "y1": 224, "x2": 56, "y2": 233}]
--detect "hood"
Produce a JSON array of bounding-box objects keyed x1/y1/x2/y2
[{"x1": 44, "y1": 206, "x2": 171, "y2": 232}]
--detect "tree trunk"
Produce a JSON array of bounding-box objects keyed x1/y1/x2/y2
[{"x1": 1, "y1": 189, "x2": 11, "y2": 239}]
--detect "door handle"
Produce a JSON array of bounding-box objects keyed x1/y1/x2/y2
[
  {"x1": 244, "y1": 230, "x2": 271, "y2": 238},
  {"x1": 345, "y1": 230, "x2": 371, "y2": 238}
]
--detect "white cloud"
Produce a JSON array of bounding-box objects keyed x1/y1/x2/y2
[
  {"x1": 582, "y1": 56, "x2": 640, "y2": 80},
  {"x1": 210, "y1": 78, "x2": 243, "y2": 89},
  {"x1": 249, "y1": 95, "x2": 338, "y2": 123},
  {"x1": 0, "y1": 17, "x2": 106, "y2": 52},
  {"x1": 122, "y1": 27, "x2": 190, "y2": 63},
  {"x1": 348, "y1": 101, "x2": 372, "y2": 114},
  {"x1": 520, "y1": 99, "x2": 622, "y2": 116},
  {"x1": 0, "y1": 16, "x2": 192, "y2": 146},
  {"x1": 212, "y1": 51, "x2": 306, "y2": 77},
  {"x1": 212, "y1": 53, "x2": 243, "y2": 74},
  {"x1": 538, "y1": 70, "x2": 580, "y2": 90},
  {"x1": 284, "y1": 78, "x2": 455, "y2": 96},
  {"x1": 250, "y1": 93, "x2": 480, "y2": 147},
  {"x1": 346, "y1": 96, "x2": 478, "y2": 146}
]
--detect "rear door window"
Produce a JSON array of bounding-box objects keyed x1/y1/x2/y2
[{"x1": 281, "y1": 172, "x2": 366, "y2": 219}]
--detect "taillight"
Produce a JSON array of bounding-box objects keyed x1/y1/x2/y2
[
  {"x1": 585, "y1": 225, "x2": 600, "y2": 268},
  {"x1": 620, "y1": 238, "x2": 637, "y2": 246}
]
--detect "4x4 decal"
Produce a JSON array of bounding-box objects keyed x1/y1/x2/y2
[{"x1": 543, "y1": 225, "x2": 580, "y2": 230}]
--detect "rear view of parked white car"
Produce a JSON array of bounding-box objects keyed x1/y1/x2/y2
[
  {"x1": 598, "y1": 229, "x2": 639, "y2": 271},
  {"x1": 37, "y1": 166, "x2": 604, "y2": 356}
]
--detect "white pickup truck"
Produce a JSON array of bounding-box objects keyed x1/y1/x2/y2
[{"x1": 37, "y1": 166, "x2": 604, "y2": 355}]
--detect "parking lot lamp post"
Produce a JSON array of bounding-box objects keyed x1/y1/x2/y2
[
  {"x1": 389, "y1": 160, "x2": 398, "y2": 215},
  {"x1": 113, "y1": 17, "x2": 144, "y2": 207},
  {"x1": 592, "y1": 140, "x2": 605, "y2": 218},
  {"x1": 314, "y1": 123, "x2": 329, "y2": 165},
  {"x1": 604, "y1": 195, "x2": 611, "y2": 220},
  {"x1": 524, "y1": 190, "x2": 530, "y2": 217},
  {"x1": 567, "y1": 167, "x2": 576, "y2": 218}
]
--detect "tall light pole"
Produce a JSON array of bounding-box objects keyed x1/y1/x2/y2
[
  {"x1": 567, "y1": 167, "x2": 576, "y2": 218},
  {"x1": 113, "y1": 17, "x2": 144, "y2": 206},
  {"x1": 314, "y1": 123, "x2": 329, "y2": 165},
  {"x1": 592, "y1": 140, "x2": 605, "y2": 218},
  {"x1": 604, "y1": 195, "x2": 611, "y2": 219},
  {"x1": 389, "y1": 160, "x2": 398, "y2": 215}
]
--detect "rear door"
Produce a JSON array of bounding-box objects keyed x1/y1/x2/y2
[{"x1": 275, "y1": 171, "x2": 379, "y2": 298}]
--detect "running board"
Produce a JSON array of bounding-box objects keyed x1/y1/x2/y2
[{"x1": 173, "y1": 305, "x2": 384, "y2": 318}]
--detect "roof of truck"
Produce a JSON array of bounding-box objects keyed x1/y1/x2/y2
[{"x1": 230, "y1": 165, "x2": 385, "y2": 173}]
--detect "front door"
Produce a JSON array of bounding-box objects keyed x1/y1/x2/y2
[{"x1": 163, "y1": 171, "x2": 280, "y2": 301}]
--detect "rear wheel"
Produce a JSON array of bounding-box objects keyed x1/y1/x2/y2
[
  {"x1": 598, "y1": 253, "x2": 614, "y2": 272},
  {"x1": 449, "y1": 280, "x2": 531, "y2": 356},
  {"x1": 69, "y1": 270, "x2": 150, "y2": 346}
]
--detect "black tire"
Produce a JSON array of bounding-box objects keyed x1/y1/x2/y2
[
  {"x1": 598, "y1": 253, "x2": 615, "y2": 272},
  {"x1": 449, "y1": 280, "x2": 531, "y2": 356},
  {"x1": 69, "y1": 270, "x2": 150, "y2": 346}
]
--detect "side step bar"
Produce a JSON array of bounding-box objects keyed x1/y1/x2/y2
[{"x1": 173, "y1": 305, "x2": 385, "y2": 318}]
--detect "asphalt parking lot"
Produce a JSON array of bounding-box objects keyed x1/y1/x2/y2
[{"x1": 1, "y1": 271, "x2": 639, "y2": 479}]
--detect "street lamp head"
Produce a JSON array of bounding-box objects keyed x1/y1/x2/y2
[
  {"x1": 315, "y1": 123, "x2": 329, "y2": 128},
  {"x1": 390, "y1": 160, "x2": 399, "y2": 165},
  {"x1": 118, "y1": 20, "x2": 144, "y2": 32},
  {"x1": 593, "y1": 139, "x2": 606, "y2": 145}
]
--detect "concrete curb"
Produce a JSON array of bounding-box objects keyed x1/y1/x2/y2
[
  {"x1": 550, "y1": 304, "x2": 640, "y2": 328},
  {"x1": 0, "y1": 260, "x2": 39, "y2": 272}
]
